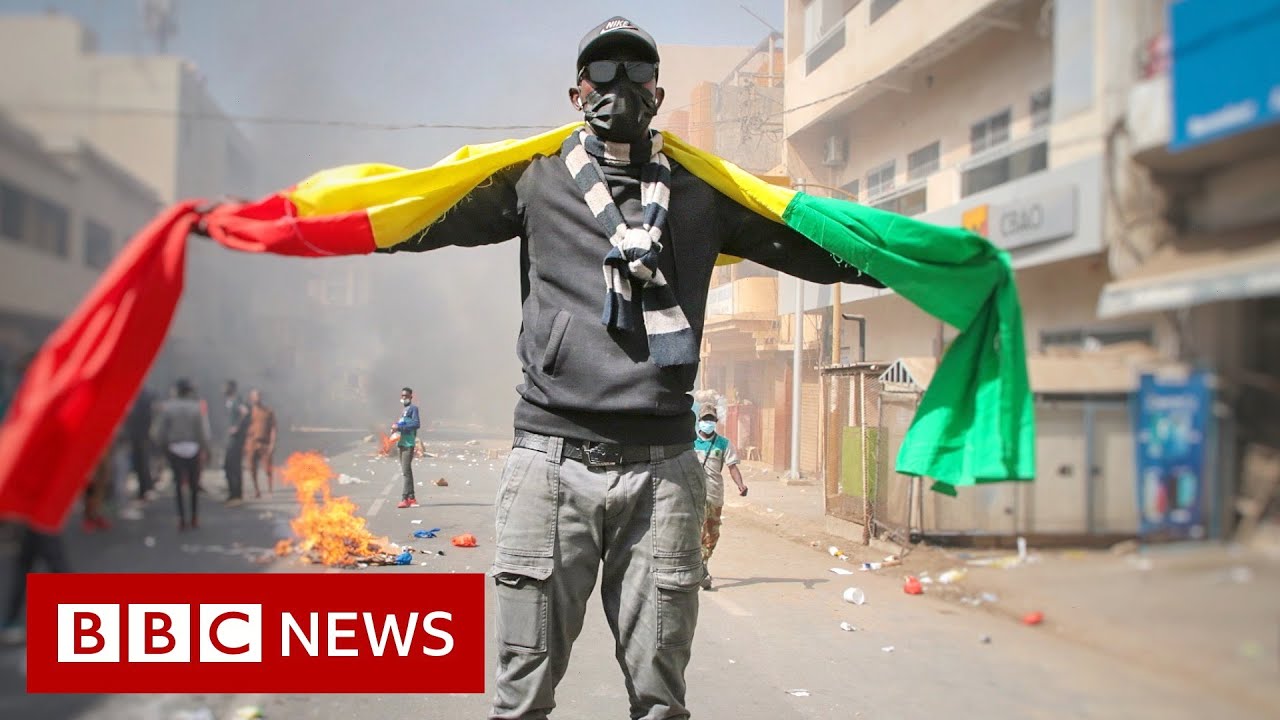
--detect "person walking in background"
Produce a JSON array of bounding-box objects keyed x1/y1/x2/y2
[
  {"x1": 153, "y1": 378, "x2": 210, "y2": 531},
  {"x1": 393, "y1": 386, "x2": 421, "y2": 509},
  {"x1": 693, "y1": 402, "x2": 747, "y2": 591},
  {"x1": 125, "y1": 386, "x2": 155, "y2": 502},
  {"x1": 244, "y1": 388, "x2": 277, "y2": 498},
  {"x1": 222, "y1": 379, "x2": 250, "y2": 506}
]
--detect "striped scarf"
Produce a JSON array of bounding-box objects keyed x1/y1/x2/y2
[{"x1": 560, "y1": 128, "x2": 698, "y2": 367}]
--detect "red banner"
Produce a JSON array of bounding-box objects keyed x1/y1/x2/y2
[{"x1": 25, "y1": 573, "x2": 486, "y2": 694}]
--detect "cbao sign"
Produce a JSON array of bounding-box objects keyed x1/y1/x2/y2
[{"x1": 962, "y1": 187, "x2": 1077, "y2": 250}]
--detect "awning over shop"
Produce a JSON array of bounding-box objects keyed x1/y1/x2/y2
[{"x1": 1097, "y1": 229, "x2": 1280, "y2": 318}]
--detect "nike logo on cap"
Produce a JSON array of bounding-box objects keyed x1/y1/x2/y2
[{"x1": 601, "y1": 19, "x2": 638, "y2": 33}]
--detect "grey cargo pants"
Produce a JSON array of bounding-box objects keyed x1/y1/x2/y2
[{"x1": 489, "y1": 439, "x2": 706, "y2": 720}]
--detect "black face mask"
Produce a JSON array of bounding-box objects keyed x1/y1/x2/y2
[{"x1": 581, "y1": 81, "x2": 657, "y2": 143}]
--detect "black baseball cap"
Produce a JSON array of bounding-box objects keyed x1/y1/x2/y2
[{"x1": 577, "y1": 16, "x2": 659, "y2": 69}]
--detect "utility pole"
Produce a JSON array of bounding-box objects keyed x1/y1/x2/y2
[
  {"x1": 141, "y1": 0, "x2": 178, "y2": 53},
  {"x1": 789, "y1": 179, "x2": 806, "y2": 480}
]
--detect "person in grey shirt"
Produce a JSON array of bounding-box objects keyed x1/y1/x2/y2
[{"x1": 152, "y1": 378, "x2": 210, "y2": 531}]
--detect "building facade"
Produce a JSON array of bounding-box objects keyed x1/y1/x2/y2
[
  {"x1": 778, "y1": 0, "x2": 1274, "y2": 539},
  {"x1": 0, "y1": 112, "x2": 160, "y2": 373},
  {"x1": 0, "y1": 13, "x2": 279, "y2": 431}
]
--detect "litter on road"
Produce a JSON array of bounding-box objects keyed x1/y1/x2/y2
[
  {"x1": 842, "y1": 587, "x2": 866, "y2": 605},
  {"x1": 830, "y1": 567, "x2": 854, "y2": 575},
  {"x1": 785, "y1": 689, "x2": 810, "y2": 697},
  {"x1": 143, "y1": 536, "x2": 156, "y2": 548},
  {"x1": 839, "y1": 622, "x2": 858, "y2": 632},
  {"x1": 414, "y1": 528, "x2": 441, "y2": 539},
  {"x1": 433, "y1": 477, "x2": 449, "y2": 486},
  {"x1": 881, "y1": 646, "x2": 895, "y2": 653},
  {"x1": 452, "y1": 533, "x2": 478, "y2": 548},
  {"x1": 1022, "y1": 611, "x2": 1045, "y2": 626},
  {"x1": 938, "y1": 568, "x2": 968, "y2": 584},
  {"x1": 411, "y1": 519, "x2": 423, "y2": 524},
  {"x1": 234, "y1": 707, "x2": 264, "y2": 720},
  {"x1": 903, "y1": 577, "x2": 924, "y2": 595}
]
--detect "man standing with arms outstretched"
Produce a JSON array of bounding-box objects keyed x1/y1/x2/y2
[{"x1": 379, "y1": 17, "x2": 882, "y2": 719}]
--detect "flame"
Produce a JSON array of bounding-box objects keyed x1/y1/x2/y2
[
  {"x1": 377, "y1": 432, "x2": 397, "y2": 456},
  {"x1": 279, "y1": 452, "x2": 390, "y2": 566}
]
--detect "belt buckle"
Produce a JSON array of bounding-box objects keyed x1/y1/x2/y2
[{"x1": 582, "y1": 441, "x2": 621, "y2": 467}]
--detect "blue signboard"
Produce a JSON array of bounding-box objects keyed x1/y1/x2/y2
[
  {"x1": 1133, "y1": 371, "x2": 1212, "y2": 537},
  {"x1": 1169, "y1": 0, "x2": 1280, "y2": 151}
]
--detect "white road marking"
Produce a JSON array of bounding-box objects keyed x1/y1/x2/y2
[
  {"x1": 368, "y1": 498, "x2": 385, "y2": 516},
  {"x1": 705, "y1": 592, "x2": 752, "y2": 617}
]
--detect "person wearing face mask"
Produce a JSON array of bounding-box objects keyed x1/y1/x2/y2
[
  {"x1": 692, "y1": 402, "x2": 747, "y2": 592},
  {"x1": 392, "y1": 386, "x2": 421, "y2": 509},
  {"x1": 374, "y1": 16, "x2": 882, "y2": 720}
]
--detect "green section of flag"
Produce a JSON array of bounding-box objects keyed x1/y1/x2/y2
[{"x1": 782, "y1": 193, "x2": 1035, "y2": 492}]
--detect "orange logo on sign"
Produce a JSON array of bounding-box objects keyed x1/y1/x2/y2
[{"x1": 962, "y1": 205, "x2": 989, "y2": 237}]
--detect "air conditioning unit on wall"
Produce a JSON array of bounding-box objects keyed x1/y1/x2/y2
[{"x1": 822, "y1": 135, "x2": 848, "y2": 167}]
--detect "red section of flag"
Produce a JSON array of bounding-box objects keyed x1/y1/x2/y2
[
  {"x1": 25, "y1": 573, "x2": 486, "y2": 694},
  {"x1": 0, "y1": 198, "x2": 377, "y2": 531},
  {"x1": 0, "y1": 203, "x2": 197, "y2": 532},
  {"x1": 202, "y1": 196, "x2": 377, "y2": 257}
]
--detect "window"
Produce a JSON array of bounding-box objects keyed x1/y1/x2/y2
[
  {"x1": 907, "y1": 141, "x2": 940, "y2": 181},
  {"x1": 970, "y1": 109, "x2": 1012, "y2": 154},
  {"x1": 84, "y1": 219, "x2": 113, "y2": 270},
  {"x1": 841, "y1": 178, "x2": 860, "y2": 202},
  {"x1": 866, "y1": 160, "x2": 895, "y2": 199},
  {"x1": 804, "y1": 0, "x2": 853, "y2": 73},
  {"x1": 1031, "y1": 87, "x2": 1053, "y2": 129},
  {"x1": 869, "y1": 0, "x2": 901, "y2": 23},
  {"x1": 32, "y1": 199, "x2": 69, "y2": 258},
  {"x1": 0, "y1": 181, "x2": 24, "y2": 242},
  {"x1": 961, "y1": 141, "x2": 1048, "y2": 197},
  {"x1": 873, "y1": 187, "x2": 927, "y2": 217}
]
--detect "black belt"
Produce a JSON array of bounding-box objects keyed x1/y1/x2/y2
[{"x1": 513, "y1": 431, "x2": 690, "y2": 468}]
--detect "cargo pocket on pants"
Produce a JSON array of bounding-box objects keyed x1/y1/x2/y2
[
  {"x1": 654, "y1": 562, "x2": 702, "y2": 649},
  {"x1": 492, "y1": 553, "x2": 553, "y2": 654}
]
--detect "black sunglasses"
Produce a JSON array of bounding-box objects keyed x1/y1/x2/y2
[{"x1": 580, "y1": 60, "x2": 658, "y2": 85}]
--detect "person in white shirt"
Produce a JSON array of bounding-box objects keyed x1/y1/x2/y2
[{"x1": 152, "y1": 378, "x2": 210, "y2": 531}]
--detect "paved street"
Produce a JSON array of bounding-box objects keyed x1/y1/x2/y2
[{"x1": 1, "y1": 434, "x2": 1275, "y2": 720}]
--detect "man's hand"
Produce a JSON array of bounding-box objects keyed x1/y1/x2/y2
[
  {"x1": 738, "y1": 484, "x2": 749, "y2": 497},
  {"x1": 192, "y1": 196, "x2": 249, "y2": 237}
]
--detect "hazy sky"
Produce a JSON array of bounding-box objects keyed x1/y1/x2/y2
[
  {"x1": 0, "y1": 0, "x2": 784, "y2": 187},
  {"x1": 0, "y1": 0, "x2": 786, "y2": 427}
]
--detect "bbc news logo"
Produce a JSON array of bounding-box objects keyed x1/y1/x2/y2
[{"x1": 27, "y1": 574, "x2": 484, "y2": 693}]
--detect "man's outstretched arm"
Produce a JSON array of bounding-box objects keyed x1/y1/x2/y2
[{"x1": 378, "y1": 163, "x2": 528, "y2": 253}]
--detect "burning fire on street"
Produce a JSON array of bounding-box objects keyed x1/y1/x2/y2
[{"x1": 274, "y1": 451, "x2": 403, "y2": 567}]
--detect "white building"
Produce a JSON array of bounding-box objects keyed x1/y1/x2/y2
[
  {"x1": 0, "y1": 13, "x2": 274, "y2": 413},
  {"x1": 0, "y1": 112, "x2": 159, "y2": 368},
  {"x1": 779, "y1": 0, "x2": 1213, "y2": 538}
]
